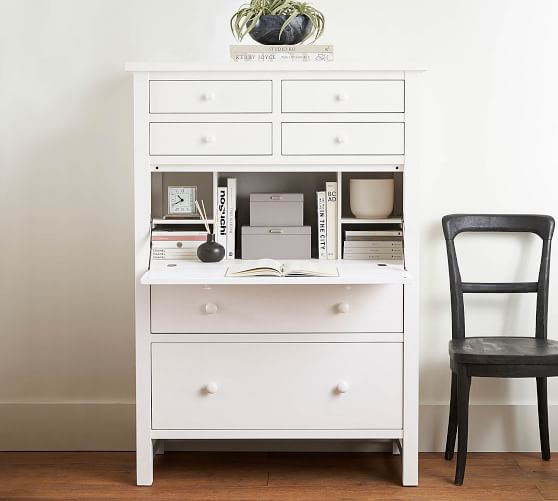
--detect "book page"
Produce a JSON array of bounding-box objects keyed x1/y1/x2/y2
[
  {"x1": 282, "y1": 260, "x2": 339, "y2": 277},
  {"x1": 226, "y1": 259, "x2": 283, "y2": 277}
]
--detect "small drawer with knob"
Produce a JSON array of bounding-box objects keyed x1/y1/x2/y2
[
  {"x1": 149, "y1": 80, "x2": 273, "y2": 114},
  {"x1": 281, "y1": 80, "x2": 404, "y2": 113},
  {"x1": 281, "y1": 122, "x2": 404, "y2": 156},
  {"x1": 151, "y1": 342, "x2": 403, "y2": 430},
  {"x1": 150, "y1": 284, "x2": 402, "y2": 333},
  {"x1": 149, "y1": 122, "x2": 273, "y2": 156}
]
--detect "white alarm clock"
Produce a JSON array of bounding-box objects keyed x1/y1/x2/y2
[{"x1": 167, "y1": 186, "x2": 197, "y2": 216}]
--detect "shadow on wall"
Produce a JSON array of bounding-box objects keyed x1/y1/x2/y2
[{"x1": 2, "y1": 72, "x2": 135, "y2": 403}]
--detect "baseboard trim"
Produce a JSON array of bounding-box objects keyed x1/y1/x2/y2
[
  {"x1": 419, "y1": 403, "x2": 558, "y2": 452},
  {"x1": 0, "y1": 402, "x2": 555, "y2": 452},
  {"x1": 0, "y1": 402, "x2": 135, "y2": 451}
]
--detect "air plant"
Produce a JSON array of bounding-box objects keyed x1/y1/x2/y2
[{"x1": 231, "y1": 0, "x2": 325, "y2": 44}]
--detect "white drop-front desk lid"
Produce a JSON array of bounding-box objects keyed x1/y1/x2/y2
[{"x1": 141, "y1": 260, "x2": 410, "y2": 286}]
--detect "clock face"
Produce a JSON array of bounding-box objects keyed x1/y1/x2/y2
[{"x1": 168, "y1": 186, "x2": 197, "y2": 215}]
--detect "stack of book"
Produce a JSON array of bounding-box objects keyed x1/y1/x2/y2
[
  {"x1": 316, "y1": 181, "x2": 338, "y2": 260},
  {"x1": 343, "y1": 230, "x2": 404, "y2": 261},
  {"x1": 151, "y1": 230, "x2": 207, "y2": 261},
  {"x1": 230, "y1": 45, "x2": 333, "y2": 63}
]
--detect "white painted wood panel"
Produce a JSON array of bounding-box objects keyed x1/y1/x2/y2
[
  {"x1": 149, "y1": 122, "x2": 273, "y2": 156},
  {"x1": 281, "y1": 122, "x2": 404, "y2": 156},
  {"x1": 150, "y1": 284, "x2": 403, "y2": 333},
  {"x1": 150, "y1": 80, "x2": 272, "y2": 114},
  {"x1": 151, "y1": 429, "x2": 403, "y2": 439},
  {"x1": 282, "y1": 80, "x2": 404, "y2": 113},
  {"x1": 151, "y1": 342, "x2": 403, "y2": 430}
]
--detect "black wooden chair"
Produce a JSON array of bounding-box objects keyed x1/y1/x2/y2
[{"x1": 442, "y1": 214, "x2": 558, "y2": 485}]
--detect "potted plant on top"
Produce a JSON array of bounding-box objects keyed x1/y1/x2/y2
[{"x1": 231, "y1": 0, "x2": 325, "y2": 45}]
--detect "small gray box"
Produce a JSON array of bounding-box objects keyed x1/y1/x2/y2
[
  {"x1": 242, "y1": 226, "x2": 311, "y2": 260},
  {"x1": 250, "y1": 193, "x2": 304, "y2": 227}
]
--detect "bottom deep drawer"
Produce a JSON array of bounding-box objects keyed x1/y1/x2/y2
[{"x1": 151, "y1": 342, "x2": 402, "y2": 430}]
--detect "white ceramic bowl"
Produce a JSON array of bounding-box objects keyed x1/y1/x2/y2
[{"x1": 349, "y1": 179, "x2": 394, "y2": 218}]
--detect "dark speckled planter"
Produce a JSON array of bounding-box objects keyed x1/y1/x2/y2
[{"x1": 249, "y1": 15, "x2": 312, "y2": 45}]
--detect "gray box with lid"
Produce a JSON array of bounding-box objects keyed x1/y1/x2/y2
[
  {"x1": 250, "y1": 193, "x2": 304, "y2": 227},
  {"x1": 241, "y1": 226, "x2": 311, "y2": 260}
]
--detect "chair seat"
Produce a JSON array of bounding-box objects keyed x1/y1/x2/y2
[{"x1": 449, "y1": 337, "x2": 558, "y2": 365}]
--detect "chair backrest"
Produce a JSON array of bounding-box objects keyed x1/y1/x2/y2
[{"x1": 442, "y1": 214, "x2": 554, "y2": 340}]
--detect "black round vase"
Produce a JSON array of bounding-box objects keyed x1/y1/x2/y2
[
  {"x1": 197, "y1": 234, "x2": 225, "y2": 263},
  {"x1": 249, "y1": 15, "x2": 312, "y2": 45}
]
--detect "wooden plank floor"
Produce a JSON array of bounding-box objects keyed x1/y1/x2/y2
[{"x1": 0, "y1": 452, "x2": 557, "y2": 500}]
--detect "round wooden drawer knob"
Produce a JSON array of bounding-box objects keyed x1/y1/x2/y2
[
  {"x1": 335, "y1": 135, "x2": 348, "y2": 144},
  {"x1": 336, "y1": 381, "x2": 350, "y2": 394},
  {"x1": 205, "y1": 382, "x2": 219, "y2": 394},
  {"x1": 202, "y1": 135, "x2": 216, "y2": 144},
  {"x1": 336, "y1": 302, "x2": 350, "y2": 314},
  {"x1": 201, "y1": 92, "x2": 216, "y2": 101},
  {"x1": 204, "y1": 303, "x2": 218, "y2": 314}
]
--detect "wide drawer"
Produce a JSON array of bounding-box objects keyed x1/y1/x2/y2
[
  {"x1": 150, "y1": 80, "x2": 272, "y2": 114},
  {"x1": 149, "y1": 122, "x2": 273, "y2": 156},
  {"x1": 150, "y1": 284, "x2": 402, "y2": 333},
  {"x1": 281, "y1": 122, "x2": 404, "y2": 156},
  {"x1": 151, "y1": 342, "x2": 403, "y2": 430},
  {"x1": 282, "y1": 80, "x2": 404, "y2": 113}
]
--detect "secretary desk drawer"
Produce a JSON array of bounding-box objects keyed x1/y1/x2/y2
[
  {"x1": 150, "y1": 80, "x2": 272, "y2": 114},
  {"x1": 282, "y1": 80, "x2": 405, "y2": 113},
  {"x1": 281, "y1": 122, "x2": 404, "y2": 156},
  {"x1": 150, "y1": 285, "x2": 402, "y2": 333},
  {"x1": 150, "y1": 122, "x2": 273, "y2": 156},
  {"x1": 151, "y1": 342, "x2": 403, "y2": 430}
]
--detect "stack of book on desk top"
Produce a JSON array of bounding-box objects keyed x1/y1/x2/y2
[
  {"x1": 343, "y1": 230, "x2": 403, "y2": 261},
  {"x1": 230, "y1": 45, "x2": 333, "y2": 63},
  {"x1": 151, "y1": 230, "x2": 207, "y2": 261}
]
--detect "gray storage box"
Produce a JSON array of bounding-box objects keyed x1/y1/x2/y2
[
  {"x1": 250, "y1": 193, "x2": 304, "y2": 227},
  {"x1": 242, "y1": 226, "x2": 311, "y2": 259}
]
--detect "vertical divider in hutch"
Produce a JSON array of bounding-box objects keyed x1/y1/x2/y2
[
  {"x1": 337, "y1": 171, "x2": 343, "y2": 260},
  {"x1": 212, "y1": 171, "x2": 219, "y2": 234}
]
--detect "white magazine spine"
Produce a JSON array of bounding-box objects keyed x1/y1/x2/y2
[
  {"x1": 216, "y1": 187, "x2": 228, "y2": 255},
  {"x1": 226, "y1": 178, "x2": 237, "y2": 259},
  {"x1": 325, "y1": 182, "x2": 338, "y2": 260},
  {"x1": 317, "y1": 191, "x2": 327, "y2": 259}
]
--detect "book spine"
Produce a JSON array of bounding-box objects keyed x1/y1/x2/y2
[
  {"x1": 231, "y1": 54, "x2": 334, "y2": 63},
  {"x1": 152, "y1": 232, "x2": 207, "y2": 238},
  {"x1": 325, "y1": 182, "x2": 338, "y2": 260},
  {"x1": 230, "y1": 44, "x2": 334, "y2": 54},
  {"x1": 152, "y1": 236, "x2": 206, "y2": 242},
  {"x1": 343, "y1": 241, "x2": 403, "y2": 248},
  {"x1": 343, "y1": 255, "x2": 403, "y2": 260},
  {"x1": 345, "y1": 231, "x2": 403, "y2": 236},
  {"x1": 317, "y1": 191, "x2": 327, "y2": 260},
  {"x1": 226, "y1": 178, "x2": 237, "y2": 259},
  {"x1": 216, "y1": 187, "x2": 228, "y2": 255},
  {"x1": 151, "y1": 250, "x2": 199, "y2": 260},
  {"x1": 152, "y1": 241, "x2": 204, "y2": 249},
  {"x1": 344, "y1": 251, "x2": 403, "y2": 257}
]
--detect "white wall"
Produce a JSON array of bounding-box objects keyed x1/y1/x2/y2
[{"x1": 1, "y1": 0, "x2": 558, "y2": 451}]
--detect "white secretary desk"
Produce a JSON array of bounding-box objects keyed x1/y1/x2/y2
[{"x1": 127, "y1": 63, "x2": 420, "y2": 487}]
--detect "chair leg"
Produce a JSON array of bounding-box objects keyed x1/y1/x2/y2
[
  {"x1": 455, "y1": 367, "x2": 471, "y2": 486},
  {"x1": 536, "y1": 377, "x2": 551, "y2": 461},
  {"x1": 445, "y1": 372, "x2": 458, "y2": 460}
]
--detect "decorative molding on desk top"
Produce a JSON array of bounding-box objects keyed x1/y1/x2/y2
[{"x1": 125, "y1": 62, "x2": 425, "y2": 73}]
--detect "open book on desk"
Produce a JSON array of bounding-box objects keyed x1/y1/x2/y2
[{"x1": 226, "y1": 259, "x2": 339, "y2": 278}]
